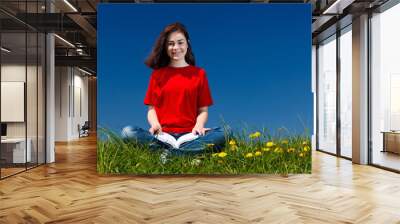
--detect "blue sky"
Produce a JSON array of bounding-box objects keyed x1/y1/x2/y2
[{"x1": 98, "y1": 3, "x2": 312, "y2": 135}]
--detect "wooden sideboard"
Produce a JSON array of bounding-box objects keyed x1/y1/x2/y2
[{"x1": 382, "y1": 131, "x2": 400, "y2": 154}]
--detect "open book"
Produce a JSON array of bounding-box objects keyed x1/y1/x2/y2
[{"x1": 154, "y1": 132, "x2": 198, "y2": 149}]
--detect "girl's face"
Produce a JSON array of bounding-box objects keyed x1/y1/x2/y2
[{"x1": 166, "y1": 31, "x2": 188, "y2": 62}]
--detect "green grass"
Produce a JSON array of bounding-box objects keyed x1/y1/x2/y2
[{"x1": 97, "y1": 126, "x2": 311, "y2": 175}]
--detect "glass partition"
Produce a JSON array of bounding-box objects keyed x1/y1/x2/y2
[
  {"x1": 27, "y1": 30, "x2": 38, "y2": 169},
  {"x1": 0, "y1": 1, "x2": 46, "y2": 179},
  {"x1": 1, "y1": 30, "x2": 28, "y2": 177},
  {"x1": 38, "y1": 31, "x2": 45, "y2": 165},
  {"x1": 26, "y1": 0, "x2": 42, "y2": 169}
]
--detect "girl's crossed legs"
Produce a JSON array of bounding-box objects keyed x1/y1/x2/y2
[{"x1": 121, "y1": 126, "x2": 226, "y2": 155}]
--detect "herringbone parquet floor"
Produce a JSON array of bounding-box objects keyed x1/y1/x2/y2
[{"x1": 1, "y1": 134, "x2": 400, "y2": 223}]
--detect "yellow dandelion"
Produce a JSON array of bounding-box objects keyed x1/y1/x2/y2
[
  {"x1": 299, "y1": 152, "x2": 304, "y2": 157},
  {"x1": 303, "y1": 146, "x2": 310, "y2": 152},
  {"x1": 206, "y1": 143, "x2": 215, "y2": 147},
  {"x1": 245, "y1": 153, "x2": 254, "y2": 158},
  {"x1": 212, "y1": 153, "x2": 219, "y2": 157},
  {"x1": 218, "y1": 152, "x2": 227, "y2": 158},
  {"x1": 255, "y1": 151, "x2": 262, "y2": 156},
  {"x1": 249, "y1": 131, "x2": 261, "y2": 139},
  {"x1": 262, "y1": 147, "x2": 271, "y2": 152},
  {"x1": 287, "y1": 148, "x2": 295, "y2": 153},
  {"x1": 229, "y1": 139, "x2": 237, "y2": 145},
  {"x1": 281, "y1": 140, "x2": 289, "y2": 144},
  {"x1": 266, "y1": 141, "x2": 275, "y2": 147},
  {"x1": 230, "y1": 145, "x2": 238, "y2": 151}
]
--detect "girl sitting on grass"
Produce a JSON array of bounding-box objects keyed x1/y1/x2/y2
[{"x1": 122, "y1": 22, "x2": 226, "y2": 156}]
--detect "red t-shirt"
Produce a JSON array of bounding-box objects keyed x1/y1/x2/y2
[{"x1": 144, "y1": 65, "x2": 213, "y2": 133}]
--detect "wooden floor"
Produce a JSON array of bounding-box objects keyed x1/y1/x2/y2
[
  {"x1": 1, "y1": 167, "x2": 26, "y2": 178},
  {"x1": 1, "y1": 135, "x2": 400, "y2": 223},
  {"x1": 373, "y1": 151, "x2": 400, "y2": 171},
  {"x1": 1, "y1": 163, "x2": 45, "y2": 178}
]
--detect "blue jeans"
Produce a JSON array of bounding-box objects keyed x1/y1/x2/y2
[{"x1": 121, "y1": 126, "x2": 227, "y2": 156}]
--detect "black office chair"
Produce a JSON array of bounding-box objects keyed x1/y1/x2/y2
[{"x1": 79, "y1": 121, "x2": 90, "y2": 138}]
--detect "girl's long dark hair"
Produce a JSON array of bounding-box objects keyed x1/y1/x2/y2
[{"x1": 145, "y1": 22, "x2": 195, "y2": 69}]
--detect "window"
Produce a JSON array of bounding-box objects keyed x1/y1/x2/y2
[
  {"x1": 339, "y1": 26, "x2": 352, "y2": 158},
  {"x1": 371, "y1": 2, "x2": 400, "y2": 171},
  {"x1": 317, "y1": 35, "x2": 337, "y2": 154}
]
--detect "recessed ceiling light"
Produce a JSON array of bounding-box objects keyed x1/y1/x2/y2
[
  {"x1": 1, "y1": 47, "x2": 11, "y2": 53},
  {"x1": 54, "y1": 34, "x2": 75, "y2": 48},
  {"x1": 322, "y1": 0, "x2": 354, "y2": 15},
  {"x1": 63, "y1": 0, "x2": 78, "y2": 12},
  {"x1": 78, "y1": 67, "x2": 93, "y2": 76}
]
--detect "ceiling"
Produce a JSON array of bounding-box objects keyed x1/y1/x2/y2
[{"x1": 0, "y1": 0, "x2": 391, "y2": 75}]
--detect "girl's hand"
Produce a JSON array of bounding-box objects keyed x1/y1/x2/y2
[
  {"x1": 192, "y1": 126, "x2": 211, "y2": 136},
  {"x1": 149, "y1": 123, "x2": 162, "y2": 135}
]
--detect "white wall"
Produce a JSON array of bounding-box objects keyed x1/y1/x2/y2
[
  {"x1": 1, "y1": 65, "x2": 39, "y2": 137},
  {"x1": 72, "y1": 72, "x2": 89, "y2": 138},
  {"x1": 1, "y1": 65, "x2": 26, "y2": 139},
  {"x1": 1, "y1": 63, "x2": 46, "y2": 163},
  {"x1": 55, "y1": 66, "x2": 69, "y2": 141},
  {"x1": 55, "y1": 67, "x2": 89, "y2": 141}
]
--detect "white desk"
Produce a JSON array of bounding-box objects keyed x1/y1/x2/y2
[{"x1": 1, "y1": 138, "x2": 32, "y2": 163}]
